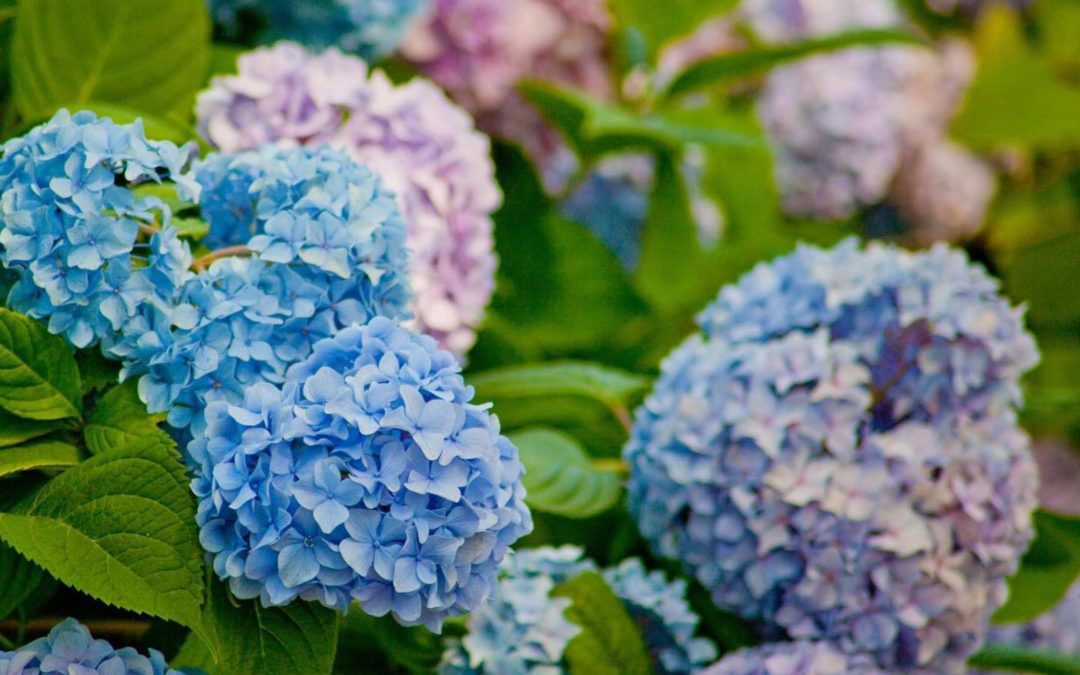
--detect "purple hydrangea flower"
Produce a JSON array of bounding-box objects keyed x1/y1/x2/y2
[
  {"x1": 197, "y1": 42, "x2": 500, "y2": 357},
  {"x1": 701, "y1": 641, "x2": 886, "y2": 674},
  {"x1": 626, "y1": 240, "x2": 1040, "y2": 673},
  {"x1": 191, "y1": 316, "x2": 532, "y2": 629},
  {"x1": 0, "y1": 110, "x2": 195, "y2": 349},
  {"x1": 440, "y1": 546, "x2": 716, "y2": 674},
  {"x1": 0, "y1": 618, "x2": 178, "y2": 675}
]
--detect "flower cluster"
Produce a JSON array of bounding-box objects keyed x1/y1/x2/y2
[
  {"x1": 983, "y1": 580, "x2": 1080, "y2": 660},
  {"x1": 197, "y1": 42, "x2": 500, "y2": 356},
  {"x1": 0, "y1": 110, "x2": 195, "y2": 349},
  {"x1": 702, "y1": 641, "x2": 885, "y2": 674},
  {"x1": 134, "y1": 144, "x2": 411, "y2": 439},
  {"x1": 439, "y1": 546, "x2": 716, "y2": 674},
  {"x1": 191, "y1": 317, "x2": 532, "y2": 628},
  {"x1": 625, "y1": 239, "x2": 1040, "y2": 673},
  {"x1": 399, "y1": 0, "x2": 613, "y2": 191},
  {"x1": 0, "y1": 618, "x2": 178, "y2": 675},
  {"x1": 206, "y1": 0, "x2": 429, "y2": 60}
]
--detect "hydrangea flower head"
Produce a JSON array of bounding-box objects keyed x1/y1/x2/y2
[
  {"x1": 197, "y1": 43, "x2": 500, "y2": 356},
  {"x1": 191, "y1": 317, "x2": 531, "y2": 628},
  {"x1": 982, "y1": 579, "x2": 1080, "y2": 660},
  {"x1": 134, "y1": 144, "x2": 410, "y2": 438},
  {"x1": 0, "y1": 618, "x2": 178, "y2": 675},
  {"x1": 207, "y1": 0, "x2": 430, "y2": 60},
  {"x1": 701, "y1": 641, "x2": 886, "y2": 674},
  {"x1": 440, "y1": 546, "x2": 716, "y2": 674},
  {"x1": 626, "y1": 240, "x2": 1040, "y2": 673},
  {"x1": 0, "y1": 110, "x2": 195, "y2": 349}
]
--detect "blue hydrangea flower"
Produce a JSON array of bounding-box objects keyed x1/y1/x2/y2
[
  {"x1": 626, "y1": 240, "x2": 1040, "y2": 673},
  {"x1": 440, "y1": 546, "x2": 716, "y2": 674},
  {"x1": 701, "y1": 641, "x2": 885, "y2": 674},
  {"x1": 207, "y1": 0, "x2": 430, "y2": 60},
  {"x1": 190, "y1": 317, "x2": 531, "y2": 629},
  {"x1": 981, "y1": 579, "x2": 1080, "y2": 664},
  {"x1": 133, "y1": 145, "x2": 411, "y2": 440},
  {"x1": 0, "y1": 618, "x2": 179, "y2": 675},
  {"x1": 0, "y1": 110, "x2": 195, "y2": 349}
]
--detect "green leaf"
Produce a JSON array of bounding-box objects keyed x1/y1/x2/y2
[
  {"x1": 470, "y1": 361, "x2": 650, "y2": 414},
  {"x1": 968, "y1": 645, "x2": 1080, "y2": 674},
  {"x1": 0, "y1": 408, "x2": 65, "y2": 448},
  {"x1": 552, "y1": 571, "x2": 653, "y2": 675},
  {"x1": 84, "y1": 380, "x2": 171, "y2": 455},
  {"x1": 187, "y1": 576, "x2": 339, "y2": 675},
  {"x1": 510, "y1": 429, "x2": 623, "y2": 519},
  {"x1": 12, "y1": 0, "x2": 210, "y2": 122},
  {"x1": 1000, "y1": 231, "x2": 1080, "y2": 328},
  {"x1": 0, "y1": 307, "x2": 82, "y2": 421},
  {"x1": 75, "y1": 349, "x2": 121, "y2": 395},
  {"x1": 0, "y1": 540, "x2": 50, "y2": 621},
  {"x1": 665, "y1": 29, "x2": 924, "y2": 97},
  {"x1": 173, "y1": 217, "x2": 211, "y2": 240},
  {"x1": 610, "y1": 0, "x2": 738, "y2": 58},
  {"x1": 333, "y1": 612, "x2": 446, "y2": 674},
  {"x1": 0, "y1": 440, "x2": 81, "y2": 478},
  {"x1": 993, "y1": 510, "x2": 1080, "y2": 624},
  {"x1": 46, "y1": 101, "x2": 199, "y2": 145},
  {"x1": 0, "y1": 439, "x2": 204, "y2": 629}
]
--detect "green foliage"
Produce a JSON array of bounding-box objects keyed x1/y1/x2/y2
[
  {"x1": 84, "y1": 380, "x2": 171, "y2": 455},
  {"x1": 183, "y1": 577, "x2": 339, "y2": 675},
  {"x1": 552, "y1": 571, "x2": 653, "y2": 675},
  {"x1": 11, "y1": 0, "x2": 210, "y2": 122},
  {"x1": 0, "y1": 408, "x2": 66, "y2": 448},
  {"x1": 968, "y1": 645, "x2": 1080, "y2": 674},
  {"x1": 0, "y1": 439, "x2": 204, "y2": 630},
  {"x1": 333, "y1": 612, "x2": 447, "y2": 674},
  {"x1": 994, "y1": 510, "x2": 1080, "y2": 624},
  {"x1": 0, "y1": 307, "x2": 82, "y2": 421},
  {"x1": 471, "y1": 361, "x2": 649, "y2": 420},
  {"x1": 510, "y1": 428, "x2": 623, "y2": 519},
  {"x1": 1021, "y1": 340, "x2": 1080, "y2": 442},
  {"x1": 75, "y1": 349, "x2": 121, "y2": 396},
  {"x1": 0, "y1": 440, "x2": 81, "y2": 478},
  {"x1": 610, "y1": 0, "x2": 739, "y2": 59},
  {"x1": 1000, "y1": 231, "x2": 1080, "y2": 328},
  {"x1": 0, "y1": 540, "x2": 50, "y2": 621}
]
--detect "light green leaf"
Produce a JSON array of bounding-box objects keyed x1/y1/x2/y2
[
  {"x1": 0, "y1": 408, "x2": 66, "y2": 448},
  {"x1": 510, "y1": 429, "x2": 623, "y2": 519},
  {"x1": 552, "y1": 571, "x2": 653, "y2": 675},
  {"x1": 471, "y1": 362, "x2": 649, "y2": 411},
  {"x1": 993, "y1": 510, "x2": 1080, "y2": 624},
  {"x1": 665, "y1": 29, "x2": 924, "y2": 97},
  {"x1": 46, "y1": 100, "x2": 199, "y2": 145},
  {"x1": 0, "y1": 307, "x2": 82, "y2": 421},
  {"x1": 968, "y1": 645, "x2": 1080, "y2": 674},
  {"x1": 84, "y1": 380, "x2": 171, "y2": 455},
  {"x1": 0, "y1": 441, "x2": 81, "y2": 478},
  {"x1": 0, "y1": 439, "x2": 204, "y2": 630},
  {"x1": 12, "y1": 0, "x2": 210, "y2": 122},
  {"x1": 611, "y1": 0, "x2": 738, "y2": 58},
  {"x1": 186, "y1": 576, "x2": 339, "y2": 675}
]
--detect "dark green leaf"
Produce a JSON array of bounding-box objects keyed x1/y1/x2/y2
[
  {"x1": 968, "y1": 645, "x2": 1080, "y2": 674},
  {"x1": 552, "y1": 571, "x2": 653, "y2": 675},
  {"x1": 993, "y1": 510, "x2": 1080, "y2": 624},
  {"x1": 0, "y1": 440, "x2": 80, "y2": 478},
  {"x1": 471, "y1": 361, "x2": 649, "y2": 414},
  {"x1": 75, "y1": 349, "x2": 121, "y2": 395},
  {"x1": 0, "y1": 438, "x2": 204, "y2": 630},
  {"x1": 0, "y1": 540, "x2": 49, "y2": 621},
  {"x1": 0, "y1": 408, "x2": 65, "y2": 448},
  {"x1": 665, "y1": 29, "x2": 924, "y2": 97},
  {"x1": 1000, "y1": 231, "x2": 1080, "y2": 328},
  {"x1": 84, "y1": 380, "x2": 171, "y2": 455},
  {"x1": 0, "y1": 307, "x2": 82, "y2": 421},
  {"x1": 333, "y1": 612, "x2": 446, "y2": 674},
  {"x1": 510, "y1": 428, "x2": 623, "y2": 519},
  {"x1": 12, "y1": 0, "x2": 210, "y2": 121}
]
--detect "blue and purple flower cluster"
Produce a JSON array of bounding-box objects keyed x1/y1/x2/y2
[
  {"x1": 626, "y1": 239, "x2": 1040, "y2": 673},
  {"x1": 440, "y1": 546, "x2": 716, "y2": 674},
  {"x1": 191, "y1": 317, "x2": 532, "y2": 628},
  {"x1": 703, "y1": 640, "x2": 885, "y2": 674},
  {"x1": 0, "y1": 618, "x2": 178, "y2": 675}
]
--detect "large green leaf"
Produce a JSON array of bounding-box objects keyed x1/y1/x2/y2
[
  {"x1": 552, "y1": 571, "x2": 653, "y2": 675},
  {"x1": 0, "y1": 439, "x2": 204, "y2": 629},
  {"x1": 510, "y1": 429, "x2": 623, "y2": 519},
  {"x1": 610, "y1": 0, "x2": 738, "y2": 58},
  {"x1": 11, "y1": 0, "x2": 209, "y2": 121},
  {"x1": 1000, "y1": 231, "x2": 1080, "y2": 328},
  {"x1": 0, "y1": 441, "x2": 81, "y2": 478},
  {"x1": 471, "y1": 361, "x2": 649, "y2": 421},
  {"x1": 0, "y1": 540, "x2": 50, "y2": 621},
  {"x1": 0, "y1": 308, "x2": 82, "y2": 421},
  {"x1": 993, "y1": 511, "x2": 1080, "y2": 624},
  {"x1": 968, "y1": 645, "x2": 1080, "y2": 674},
  {"x1": 181, "y1": 577, "x2": 339, "y2": 675},
  {"x1": 0, "y1": 408, "x2": 66, "y2": 448},
  {"x1": 664, "y1": 29, "x2": 923, "y2": 98},
  {"x1": 84, "y1": 380, "x2": 171, "y2": 455}
]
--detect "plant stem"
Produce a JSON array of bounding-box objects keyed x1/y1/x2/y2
[
  {"x1": 191, "y1": 245, "x2": 251, "y2": 271},
  {"x1": 593, "y1": 457, "x2": 630, "y2": 477}
]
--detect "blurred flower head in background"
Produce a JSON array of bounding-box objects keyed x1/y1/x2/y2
[
  {"x1": 982, "y1": 580, "x2": 1080, "y2": 662},
  {"x1": 702, "y1": 640, "x2": 886, "y2": 674},
  {"x1": 0, "y1": 618, "x2": 178, "y2": 675}
]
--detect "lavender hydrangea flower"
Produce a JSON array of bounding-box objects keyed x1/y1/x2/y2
[
  {"x1": 626, "y1": 240, "x2": 1040, "y2": 673},
  {"x1": 399, "y1": 0, "x2": 614, "y2": 192},
  {"x1": 207, "y1": 0, "x2": 430, "y2": 60},
  {"x1": 440, "y1": 546, "x2": 716, "y2": 674},
  {"x1": 0, "y1": 618, "x2": 178, "y2": 675},
  {"x1": 0, "y1": 110, "x2": 195, "y2": 349},
  {"x1": 191, "y1": 317, "x2": 532, "y2": 629},
  {"x1": 701, "y1": 641, "x2": 886, "y2": 674},
  {"x1": 132, "y1": 144, "x2": 410, "y2": 439},
  {"x1": 196, "y1": 43, "x2": 500, "y2": 357},
  {"x1": 982, "y1": 580, "x2": 1080, "y2": 660}
]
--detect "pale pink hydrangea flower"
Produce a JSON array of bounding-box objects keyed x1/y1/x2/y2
[{"x1": 196, "y1": 42, "x2": 501, "y2": 357}]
